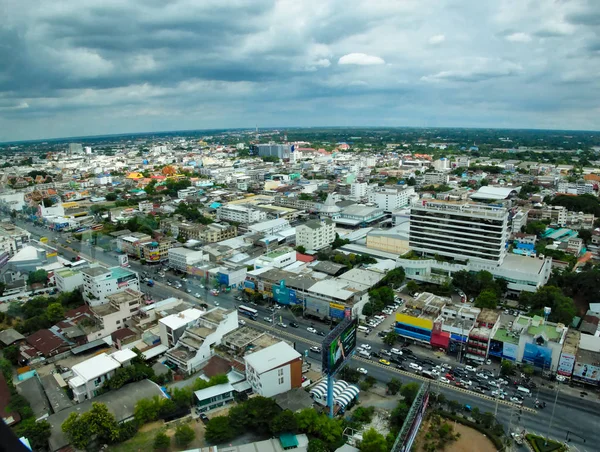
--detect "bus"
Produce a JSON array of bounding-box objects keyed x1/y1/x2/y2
[{"x1": 238, "y1": 305, "x2": 258, "y2": 320}]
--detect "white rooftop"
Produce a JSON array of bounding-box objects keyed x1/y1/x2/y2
[
  {"x1": 579, "y1": 334, "x2": 600, "y2": 352},
  {"x1": 244, "y1": 341, "x2": 301, "y2": 374},
  {"x1": 159, "y1": 308, "x2": 203, "y2": 330},
  {"x1": 308, "y1": 279, "x2": 355, "y2": 300},
  {"x1": 71, "y1": 353, "x2": 121, "y2": 382},
  {"x1": 194, "y1": 382, "x2": 234, "y2": 401},
  {"x1": 470, "y1": 186, "x2": 521, "y2": 200},
  {"x1": 248, "y1": 218, "x2": 290, "y2": 233},
  {"x1": 109, "y1": 349, "x2": 137, "y2": 364}
]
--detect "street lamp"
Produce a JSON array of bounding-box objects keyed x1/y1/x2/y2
[{"x1": 545, "y1": 380, "x2": 561, "y2": 446}]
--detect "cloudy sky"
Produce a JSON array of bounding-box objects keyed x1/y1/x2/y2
[{"x1": 1, "y1": 0, "x2": 600, "y2": 142}]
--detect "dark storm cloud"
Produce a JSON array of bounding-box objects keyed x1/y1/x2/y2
[{"x1": 1, "y1": 0, "x2": 600, "y2": 141}]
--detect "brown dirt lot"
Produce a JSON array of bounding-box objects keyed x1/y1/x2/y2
[{"x1": 415, "y1": 420, "x2": 496, "y2": 452}]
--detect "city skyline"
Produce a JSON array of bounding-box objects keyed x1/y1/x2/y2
[{"x1": 1, "y1": 0, "x2": 600, "y2": 141}]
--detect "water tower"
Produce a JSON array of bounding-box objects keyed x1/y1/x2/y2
[{"x1": 543, "y1": 306, "x2": 551, "y2": 322}]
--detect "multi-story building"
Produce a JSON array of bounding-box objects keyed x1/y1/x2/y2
[
  {"x1": 511, "y1": 209, "x2": 529, "y2": 234},
  {"x1": 116, "y1": 233, "x2": 152, "y2": 257},
  {"x1": 164, "y1": 308, "x2": 238, "y2": 375},
  {"x1": 68, "y1": 350, "x2": 136, "y2": 403},
  {"x1": 168, "y1": 248, "x2": 206, "y2": 272},
  {"x1": 216, "y1": 205, "x2": 267, "y2": 224},
  {"x1": 368, "y1": 186, "x2": 415, "y2": 211},
  {"x1": 140, "y1": 238, "x2": 177, "y2": 263},
  {"x1": 178, "y1": 187, "x2": 198, "y2": 199},
  {"x1": 162, "y1": 221, "x2": 237, "y2": 243},
  {"x1": 350, "y1": 182, "x2": 368, "y2": 200},
  {"x1": 419, "y1": 172, "x2": 450, "y2": 185},
  {"x1": 244, "y1": 341, "x2": 302, "y2": 397},
  {"x1": 254, "y1": 247, "x2": 297, "y2": 269},
  {"x1": 296, "y1": 219, "x2": 335, "y2": 250},
  {"x1": 81, "y1": 265, "x2": 140, "y2": 306},
  {"x1": 409, "y1": 202, "x2": 509, "y2": 265},
  {"x1": 55, "y1": 269, "x2": 84, "y2": 293},
  {"x1": 254, "y1": 143, "x2": 293, "y2": 159},
  {"x1": 159, "y1": 308, "x2": 204, "y2": 348},
  {"x1": 85, "y1": 289, "x2": 144, "y2": 341},
  {"x1": 557, "y1": 180, "x2": 594, "y2": 195},
  {"x1": 465, "y1": 309, "x2": 500, "y2": 365},
  {"x1": 0, "y1": 223, "x2": 31, "y2": 258}
]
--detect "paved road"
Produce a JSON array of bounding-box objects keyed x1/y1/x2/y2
[{"x1": 15, "y1": 220, "x2": 597, "y2": 450}]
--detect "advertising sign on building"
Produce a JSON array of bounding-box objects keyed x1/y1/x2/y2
[
  {"x1": 322, "y1": 318, "x2": 358, "y2": 375},
  {"x1": 573, "y1": 362, "x2": 600, "y2": 383},
  {"x1": 329, "y1": 302, "x2": 346, "y2": 319},
  {"x1": 502, "y1": 342, "x2": 518, "y2": 361},
  {"x1": 557, "y1": 352, "x2": 576, "y2": 376},
  {"x1": 119, "y1": 254, "x2": 129, "y2": 267},
  {"x1": 523, "y1": 343, "x2": 552, "y2": 368}
]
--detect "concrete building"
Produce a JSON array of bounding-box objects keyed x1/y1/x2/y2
[
  {"x1": 194, "y1": 382, "x2": 235, "y2": 413},
  {"x1": 244, "y1": 341, "x2": 303, "y2": 397},
  {"x1": 514, "y1": 315, "x2": 568, "y2": 372},
  {"x1": 0, "y1": 222, "x2": 31, "y2": 258},
  {"x1": 168, "y1": 247, "x2": 206, "y2": 272},
  {"x1": 159, "y1": 308, "x2": 205, "y2": 348},
  {"x1": 254, "y1": 247, "x2": 297, "y2": 269},
  {"x1": 334, "y1": 205, "x2": 385, "y2": 228},
  {"x1": 81, "y1": 265, "x2": 140, "y2": 306},
  {"x1": 350, "y1": 182, "x2": 368, "y2": 200},
  {"x1": 248, "y1": 218, "x2": 291, "y2": 236},
  {"x1": 419, "y1": 172, "x2": 450, "y2": 185},
  {"x1": 255, "y1": 143, "x2": 293, "y2": 159},
  {"x1": 164, "y1": 308, "x2": 239, "y2": 375},
  {"x1": 217, "y1": 204, "x2": 267, "y2": 224},
  {"x1": 85, "y1": 289, "x2": 144, "y2": 341},
  {"x1": 366, "y1": 226, "x2": 410, "y2": 255},
  {"x1": 511, "y1": 209, "x2": 529, "y2": 234},
  {"x1": 368, "y1": 186, "x2": 415, "y2": 211},
  {"x1": 296, "y1": 219, "x2": 335, "y2": 251},
  {"x1": 6, "y1": 244, "x2": 58, "y2": 273},
  {"x1": 409, "y1": 202, "x2": 509, "y2": 265},
  {"x1": 55, "y1": 268, "x2": 84, "y2": 293},
  {"x1": 162, "y1": 221, "x2": 237, "y2": 243},
  {"x1": 68, "y1": 350, "x2": 136, "y2": 403}
]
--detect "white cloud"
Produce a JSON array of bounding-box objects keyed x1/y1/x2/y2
[
  {"x1": 505, "y1": 32, "x2": 532, "y2": 42},
  {"x1": 428, "y1": 34, "x2": 445, "y2": 45},
  {"x1": 338, "y1": 53, "x2": 385, "y2": 66},
  {"x1": 421, "y1": 58, "x2": 522, "y2": 83}
]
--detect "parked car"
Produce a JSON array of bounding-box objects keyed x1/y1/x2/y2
[
  {"x1": 278, "y1": 322, "x2": 287, "y2": 328},
  {"x1": 390, "y1": 348, "x2": 402, "y2": 356},
  {"x1": 199, "y1": 413, "x2": 210, "y2": 424},
  {"x1": 360, "y1": 344, "x2": 372, "y2": 351},
  {"x1": 465, "y1": 365, "x2": 477, "y2": 372},
  {"x1": 238, "y1": 319, "x2": 246, "y2": 326}
]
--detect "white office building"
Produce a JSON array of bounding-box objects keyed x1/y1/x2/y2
[
  {"x1": 55, "y1": 269, "x2": 84, "y2": 293},
  {"x1": 296, "y1": 219, "x2": 335, "y2": 251},
  {"x1": 254, "y1": 247, "x2": 297, "y2": 269},
  {"x1": 244, "y1": 341, "x2": 302, "y2": 398},
  {"x1": 86, "y1": 289, "x2": 143, "y2": 341},
  {"x1": 168, "y1": 248, "x2": 206, "y2": 272},
  {"x1": 368, "y1": 186, "x2": 416, "y2": 211},
  {"x1": 409, "y1": 202, "x2": 509, "y2": 265},
  {"x1": 216, "y1": 205, "x2": 267, "y2": 224},
  {"x1": 350, "y1": 182, "x2": 368, "y2": 200},
  {"x1": 0, "y1": 223, "x2": 31, "y2": 258},
  {"x1": 81, "y1": 265, "x2": 140, "y2": 306}
]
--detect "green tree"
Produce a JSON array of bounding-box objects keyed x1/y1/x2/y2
[
  {"x1": 0, "y1": 358, "x2": 13, "y2": 380},
  {"x1": 27, "y1": 269, "x2": 48, "y2": 286},
  {"x1": 307, "y1": 439, "x2": 329, "y2": 452},
  {"x1": 338, "y1": 367, "x2": 361, "y2": 384},
  {"x1": 390, "y1": 401, "x2": 410, "y2": 428},
  {"x1": 525, "y1": 221, "x2": 547, "y2": 236},
  {"x1": 406, "y1": 280, "x2": 419, "y2": 295},
  {"x1": 270, "y1": 410, "x2": 298, "y2": 435},
  {"x1": 501, "y1": 360, "x2": 515, "y2": 377},
  {"x1": 62, "y1": 403, "x2": 119, "y2": 449},
  {"x1": 386, "y1": 378, "x2": 402, "y2": 395},
  {"x1": 174, "y1": 424, "x2": 195, "y2": 447},
  {"x1": 382, "y1": 267, "x2": 405, "y2": 288},
  {"x1": 170, "y1": 386, "x2": 193, "y2": 409},
  {"x1": 578, "y1": 229, "x2": 593, "y2": 245},
  {"x1": 153, "y1": 431, "x2": 170, "y2": 450},
  {"x1": 383, "y1": 331, "x2": 399, "y2": 346},
  {"x1": 296, "y1": 245, "x2": 307, "y2": 254},
  {"x1": 14, "y1": 419, "x2": 52, "y2": 450},
  {"x1": 400, "y1": 382, "x2": 420, "y2": 405},
  {"x1": 105, "y1": 193, "x2": 118, "y2": 201},
  {"x1": 359, "y1": 428, "x2": 388, "y2": 452},
  {"x1": 352, "y1": 406, "x2": 375, "y2": 424},
  {"x1": 3, "y1": 344, "x2": 20, "y2": 365},
  {"x1": 474, "y1": 289, "x2": 498, "y2": 309},
  {"x1": 447, "y1": 400, "x2": 461, "y2": 414},
  {"x1": 134, "y1": 397, "x2": 161, "y2": 424},
  {"x1": 205, "y1": 416, "x2": 236, "y2": 443},
  {"x1": 523, "y1": 364, "x2": 535, "y2": 377},
  {"x1": 46, "y1": 302, "x2": 65, "y2": 324}
]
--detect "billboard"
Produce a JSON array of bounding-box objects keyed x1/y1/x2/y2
[
  {"x1": 395, "y1": 313, "x2": 433, "y2": 331},
  {"x1": 557, "y1": 352, "x2": 576, "y2": 377},
  {"x1": 573, "y1": 362, "x2": 600, "y2": 383},
  {"x1": 502, "y1": 342, "x2": 518, "y2": 361},
  {"x1": 329, "y1": 302, "x2": 346, "y2": 319},
  {"x1": 523, "y1": 343, "x2": 552, "y2": 368},
  {"x1": 401, "y1": 391, "x2": 429, "y2": 452},
  {"x1": 119, "y1": 254, "x2": 129, "y2": 267},
  {"x1": 322, "y1": 318, "x2": 358, "y2": 375}
]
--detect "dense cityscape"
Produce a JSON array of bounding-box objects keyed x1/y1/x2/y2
[
  {"x1": 3, "y1": 0, "x2": 600, "y2": 451},
  {"x1": 0, "y1": 127, "x2": 599, "y2": 452}
]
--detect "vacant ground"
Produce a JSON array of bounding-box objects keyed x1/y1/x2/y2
[
  {"x1": 414, "y1": 420, "x2": 496, "y2": 452},
  {"x1": 108, "y1": 418, "x2": 206, "y2": 452}
]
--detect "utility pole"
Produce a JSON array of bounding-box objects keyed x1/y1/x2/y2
[{"x1": 545, "y1": 381, "x2": 560, "y2": 445}]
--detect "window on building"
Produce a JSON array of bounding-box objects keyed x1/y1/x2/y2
[{"x1": 278, "y1": 377, "x2": 284, "y2": 384}]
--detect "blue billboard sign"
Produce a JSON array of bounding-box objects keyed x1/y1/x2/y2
[
  {"x1": 289, "y1": 289, "x2": 297, "y2": 305},
  {"x1": 523, "y1": 342, "x2": 552, "y2": 368},
  {"x1": 244, "y1": 280, "x2": 255, "y2": 289},
  {"x1": 503, "y1": 342, "x2": 518, "y2": 361}
]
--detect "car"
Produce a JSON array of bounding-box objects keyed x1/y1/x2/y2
[
  {"x1": 210, "y1": 289, "x2": 219, "y2": 295},
  {"x1": 214, "y1": 301, "x2": 220, "y2": 306},
  {"x1": 278, "y1": 322, "x2": 287, "y2": 328},
  {"x1": 195, "y1": 293, "x2": 202, "y2": 298},
  {"x1": 510, "y1": 397, "x2": 523, "y2": 405},
  {"x1": 379, "y1": 359, "x2": 391, "y2": 366},
  {"x1": 445, "y1": 373, "x2": 455, "y2": 381},
  {"x1": 238, "y1": 319, "x2": 246, "y2": 326},
  {"x1": 289, "y1": 322, "x2": 299, "y2": 328},
  {"x1": 263, "y1": 316, "x2": 273, "y2": 322},
  {"x1": 275, "y1": 305, "x2": 282, "y2": 310},
  {"x1": 504, "y1": 309, "x2": 510, "y2": 315},
  {"x1": 307, "y1": 327, "x2": 317, "y2": 334},
  {"x1": 360, "y1": 344, "x2": 372, "y2": 351},
  {"x1": 235, "y1": 296, "x2": 243, "y2": 301},
  {"x1": 465, "y1": 365, "x2": 477, "y2": 372},
  {"x1": 439, "y1": 377, "x2": 450, "y2": 384},
  {"x1": 556, "y1": 375, "x2": 567, "y2": 382},
  {"x1": 459, "y1": 379, "x2": 472, "y2": 386},
  {"x1": 186, "y1": 289, "x2": 192, "y2": 293},
  {"x1": 422, "y1": 359, "x2": 435, "y2": 366},
  {"x1": 310, "y1": 346, "x2": 322, "y2": 353},
  {"x1": 396, "y1": 364, "x2": 406, "y2": 371},
  {"x1": 357, "y1": 368, "x2": 368, "y2": 375},
  {"x1": 491, "y1": 391, "x2": 505, "y2": 399},
  {"x1": 476, "y1": 372, "x2": 489, "y2": 380},
  {"x1": 486, "y1": 359, "x2": 492, "y2": 365},
  {"x1": 199, "y1": 413, "x2": 210, "y2": 424},
  {"x1": 380, "y1": 349, "x2": 392, "y2": 357},
  {"x1": 390, "y1": 348, "x2": 402, "y2": 355},
  {"x1": 390, "y1": 356, "x2": 404, "y2": 365},
  {"x1": 409, "y1": 363, "x2": 422, "y2": 371}
]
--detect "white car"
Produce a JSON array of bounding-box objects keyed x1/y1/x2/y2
[
  {"x1": 556, "y1": 375, "x2": 567, "y2": 382},
  {"x1": 390, "y1": 348, "x2": 402, "y2": 355},
  {"x1": 476, "y1": 372, "x2": 489, "y2": 380},
  {"x1": 439, "y1": 377, "x2": 450, "y2": 384},
  {"x1": 357, "y1": 368, "x2": 368, "y2": 375},
  {"x1": 486, "y1": 359, "x2": 492, "y2": 365},
  {"x1": 195, "y1": 293, "x2": 201, "y2": 298},
  {"x1": 278, "y1": 322, "x2": 287, "y2": 328},
  {"x1": 275, "y1": 305, "x2": 282, "y2": 310},
  {"x1": 510, "y1": 397, "x2": 523, "y2": 405},
  {"x1": 263, "y1": 316, "x2": 273, "y2": 323},
  {"x1": 307, "y1": 327, "x2": 317, "y2": 334},
  {"x1": 492, "y1": 391, "x2": 505, "y2": 400},
  {"x1": 465, "y1": 365, "x2": 477, "y2": 372},
  {"x1": 238, "y1": 319, "x2": 246, "y2": 326},
  {"x1": 409, "y1": 363, "x2": 422, "y2": 371},
  {"x1": 380, "y1": 349, "x2": 392, "y2": 357},
  {"x1": 360, "y1": 344, "x2": 372, "y2": 351},
  {"x1": 460, "y1": 379, "x2": 472, "y2": 386}
]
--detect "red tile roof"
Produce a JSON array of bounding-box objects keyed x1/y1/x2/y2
[
  {"x1": 111, "y1": 327, "x2": 137, "y2": 342},
  {"x1": 296, "y1": 252, "x2": 316, "y2": 263},
  {"x1": 26, "y1": 329, "x2": 68, "y2": 357},
  {"x1": 201, "y1": 356, "x2": 232, "y2": 378}
]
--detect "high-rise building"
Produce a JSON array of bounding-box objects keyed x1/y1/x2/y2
[
  {"x1": 350, "y1": 182, "x2": 368, "y2": 200},
  {"x1": 296, "y1": 219, "x2": 335, "y2": 250},
  {"x1": 368, "y1": 186, "x2": 415, "y2": 211},
  {"x1": 68, "y1": 143, "x2": 84, "y2": 155},
  {"x1": 254, "y1": 143, "x2": 293, "y2": 159},
  {"x1": 409, "y1": 202, "x2": 509, "y2": 264}
]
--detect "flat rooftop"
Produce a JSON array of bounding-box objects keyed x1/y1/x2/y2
[
  {"x1": 264, "y1": 247, "x2": 295, "y2": 259},
  {"x1": 477, "y1": 309, "x2": 500, "y2": 325},
  {"x1": 494, "y1": 328, "x2": 519, "y2": 345}
]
